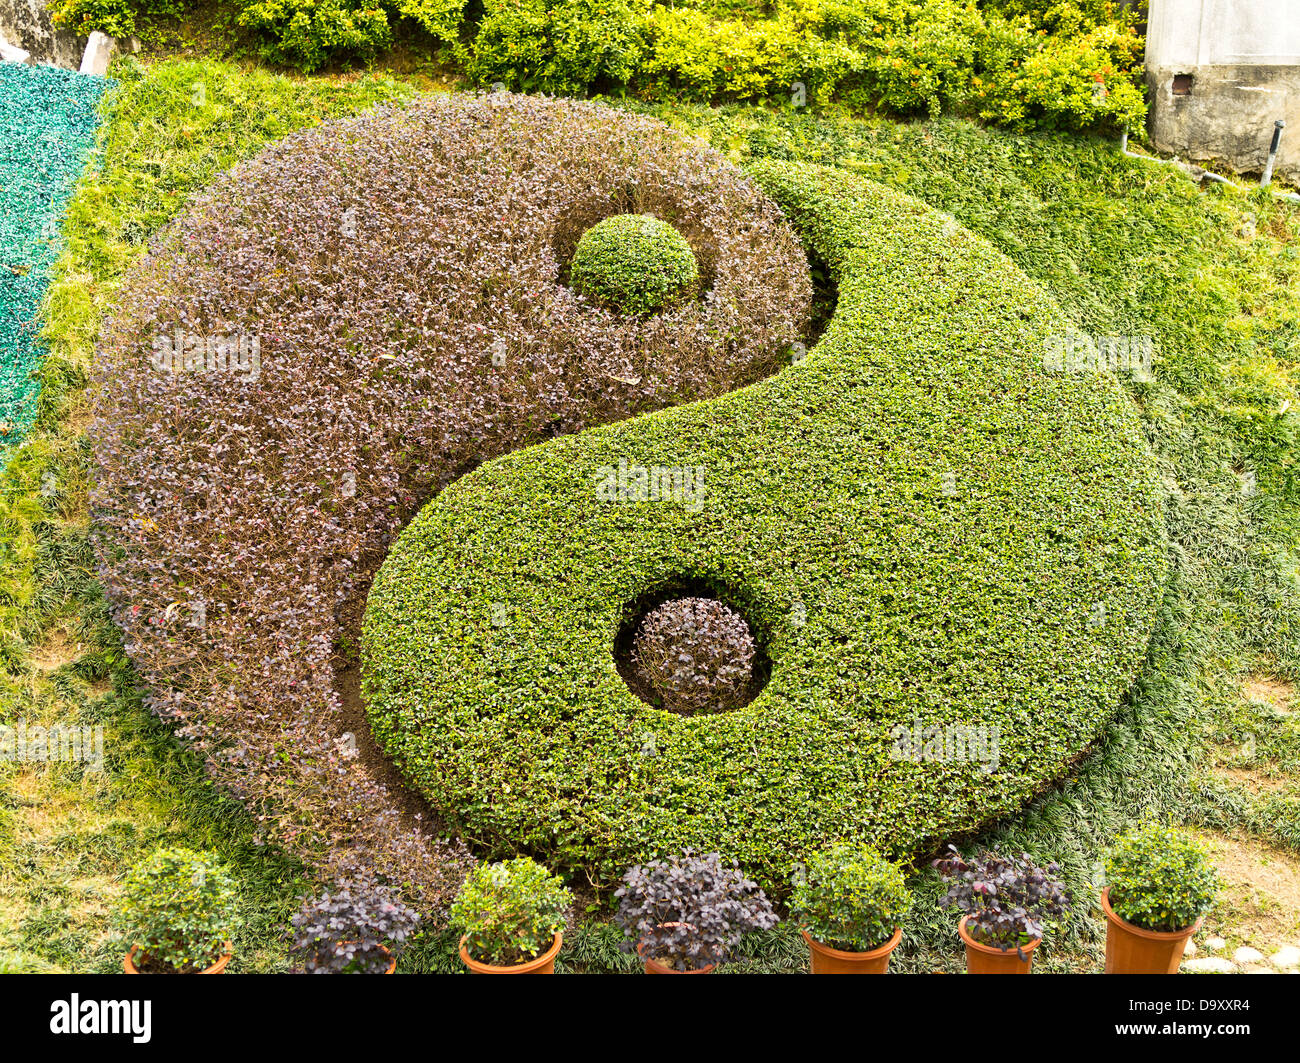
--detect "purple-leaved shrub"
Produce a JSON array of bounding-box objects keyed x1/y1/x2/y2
[
  {"x1": 90, "y1": 92, "x2": 811, "y2": 914},
  {"x1": 631, "y1": 597, "x2": 757, "y2": 714}
]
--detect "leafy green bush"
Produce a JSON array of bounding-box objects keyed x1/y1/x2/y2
[
  {"x1": 569, "y1": 213, "x2": 700, "y2": 315},
  {"x1": 48, "y1": 0, "x2": 180, "y2": 39},
  {"x1": 974, "y1": 17, "x2": 1146, "y2": 131},
  {"x1": 220, "y1": 0, "x2": 1146, "y2": 133},
  {"x1": 451, "y1": 857, "x2": 572, "y2": 966},
  {"x1": 362, "y1": 160, "x2": 1166, "y2": 891},
  {"x1": 119, "y1": 848, "x2": 239, "y2": 972},
  {"x1": 237, "y1": 0, "x2": 396, "y2": 72},
  {"x1": 458, "y1": 0, "x2": 1146, "y2": 133},
  {"x1": 462, "y1": 0, "x2": 648, "y2": 94},
  {"x1": 791, "y1": 845, "x2": 911, "y2": 952},
  {"x1": 1105, "y1": 824, "x2": 1220, "y2": 933},
  {"x1": 235, "y1": 0, "x2": 465, "y2": 72}
]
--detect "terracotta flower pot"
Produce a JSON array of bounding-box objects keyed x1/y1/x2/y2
[
  {"x1": 801, "y1": 926, "x2": 902, "y2": 973},
  {"x1": 637, "y1": 922, "x2": 716, "y2": 974},
  {"x1": 958, "y1": 917, "x2": 1040, "y2": 974},
  {"x1": 123, "y1": 943, "x2": 233, "y2": 974},
  {"x1": 459, "y1": 932, "x2": 561, "y2": 974},
  {"x1": 1100, "y1": 888, "x2": 1203, "y2": 974}
]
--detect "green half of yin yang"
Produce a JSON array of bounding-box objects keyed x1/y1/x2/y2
[{"x1": 361, "y1": 160, "x2": 1167, "y2": 892}]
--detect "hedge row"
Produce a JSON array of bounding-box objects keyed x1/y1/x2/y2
[
  {"x1": 53, "y1": 0, "x2": 1146, "y2": 134},
  {"x1": 462, "y1": 0, "x2": 1145, "y2": 132},
  {"x1": 362, "y1": 159, "x2": 1169, "y2": 892}
]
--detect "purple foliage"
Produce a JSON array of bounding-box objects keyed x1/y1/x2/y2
[
  {"x1": 632, "y1": 597, "x2": 756, "y2": 714},
  {"x1": 614, "y1": 851, "x2": 779, "y2": 971},
  {"x1": 289, "y1": 879, "x2": 419, "y2": 974},
  {"x1": 932, "y1": 845, "x2": 1071, "y2": 955}
]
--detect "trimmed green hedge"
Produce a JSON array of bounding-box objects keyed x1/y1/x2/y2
[
  {"x1": 362, "y1": 160, "x2": 1167, "y2": 891},
  {"x1": 570, "y1": 213, "x2": 700, "y2": 316}
]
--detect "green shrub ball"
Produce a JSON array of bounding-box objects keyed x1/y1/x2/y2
[{"x1": 569, "y1": 214, "x2": 700, "y2": 315}]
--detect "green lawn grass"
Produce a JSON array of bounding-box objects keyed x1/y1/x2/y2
[{"x1": 1, "y1": 57, "x2": 1296, "y2": 973}]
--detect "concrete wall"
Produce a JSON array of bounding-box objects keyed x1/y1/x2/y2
[
  {"x1": 1146, "y1": 0, "x2": 1300, "y2": 180},
  {"x1": 0, "y1": 0, "x2": 84, "y2": 69}
]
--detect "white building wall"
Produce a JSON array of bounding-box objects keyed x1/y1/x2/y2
[{"x1": 1146, "y1": 0, "x2": 1300, "y2": 179}]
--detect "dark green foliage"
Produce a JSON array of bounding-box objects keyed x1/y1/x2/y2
[
  {"x1": 362, "y1": 159, "x2": 1166, "y2": 891},
  {"x1": 570, "y1": 214, "x2": 700, "y2": 315}
]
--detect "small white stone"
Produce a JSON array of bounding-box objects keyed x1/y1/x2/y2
[
  {"x1": 78, "y1": 31, "x2": 116, "y2": 77},
  {"x1": 1242, "y1": 966, "x2": 1275, "y2": 974},
  {"x1": 1233, "y1": 946, "x2": 1265, "y2": 964},
  {"x1": 1182, "y1": 957, "x2": 1237, "y2": 974},
  {"x1": 1205, "y1": 936, "x2": 1227, "y2": 951},
  {"x1": 1271, "y1": 945, "x2": 1300, "y2": 970},
  {"x1": 1184, "y1": 938, "x2": 1197, "y2": 956},
  {"x1": 0, "y1": 37, "x2": 33, "y2": 65}
]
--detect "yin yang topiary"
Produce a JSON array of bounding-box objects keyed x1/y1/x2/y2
[
  {"x1": 570, "y1": 214, "x2": 700, "y2": 315},
  {"x1": 89, "y1": 93, "x2": 811, "y2": 905}
]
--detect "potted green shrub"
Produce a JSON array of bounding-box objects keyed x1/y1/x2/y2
[
  {"x1": 1101, "y1": 824, "x2": 1219, "y2": 974},
  {"x1": 614, "y1": 851, "x2": 778, "y2": 973},
  {"x1": 451, "y1": 857, "x2": 571, "y2": 974},
  {"x1": 120, "y1": 847, "x2": 239, "y2": 974},
  {"x1": 791, "y1": 845, "x2": 912, "y2": 973},
  {"x1": 289, "y1": 879, "x2": 419, "y2": 973},
  {"x1": 933, "y1": 846, "x2": 1071, "y2": 974}
]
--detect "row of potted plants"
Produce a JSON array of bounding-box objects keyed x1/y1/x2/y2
[
  {"x1": 449, "y1": 824, "x2": 1220, "y2": 975},
  {"x1": 117, "y1": 823, "x2": 1219, "y2": 975}
]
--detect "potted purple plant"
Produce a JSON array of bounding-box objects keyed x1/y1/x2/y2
[
  {"x1": 932, "y1": 846, "x2": 1070, "y2": 974},
  {"x1": 289, "y1": 879, "x2": 419, "y2": 974},
  {"x1": 614, "y1": 851, "x2": 778, "y2": 973}
]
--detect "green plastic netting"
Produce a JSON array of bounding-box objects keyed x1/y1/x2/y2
[{"x1": 0, "y1": 62, "x2": 108, "y2": 450}]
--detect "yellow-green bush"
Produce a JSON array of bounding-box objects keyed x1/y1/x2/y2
[{"x1": 460, "y1": 0, "x2": 1145, "y2": 131}]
